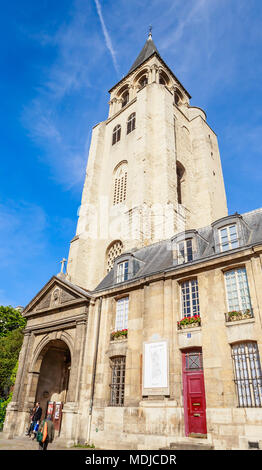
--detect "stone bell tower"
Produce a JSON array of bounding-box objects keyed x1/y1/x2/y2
[{"x1": 66, "y1": 31, "x2": 228, "y2": 290}]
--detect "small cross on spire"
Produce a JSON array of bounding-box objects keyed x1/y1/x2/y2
[
  {"x1": 60, "y1": 258, "x2": 67, "y2": 274},
  {"x1": 148, "y1": 25, "x2": 152, "y2": 39}
]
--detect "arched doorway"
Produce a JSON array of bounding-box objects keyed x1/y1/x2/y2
[{"x1": 33, "y1": 339, "x2": 71, "y2": 435}]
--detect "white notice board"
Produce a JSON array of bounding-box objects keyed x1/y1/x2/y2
[{"x1": 143, "y1": 340, "x2": 169, "y2": 395}]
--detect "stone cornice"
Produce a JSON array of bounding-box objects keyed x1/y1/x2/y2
[
  {"x1": 108, "y1": 52, "x2": 191, "y2": 99},
  {"x1": 24, "y1": 312, "x2": 88, "y2": 334},
  {"x1": 23, "y1": 298, "x2": 89, "y2": 318},
  {"x1": 93, "y1": 243, "x2": 262, "y2": 298}
]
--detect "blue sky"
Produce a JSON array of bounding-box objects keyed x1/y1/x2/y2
[{"x1": 1, "y1": 0, "x2": 262, "y2": 307}]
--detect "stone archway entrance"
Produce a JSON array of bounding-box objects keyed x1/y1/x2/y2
[{"x1": 33, "y1": 339, "x2": 71, "y2": 435}]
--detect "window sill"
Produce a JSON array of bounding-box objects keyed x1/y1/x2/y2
[
  {"x1": 177, "y1": 325, "x2": 201, "y2": 333},
  {"x1": 225, "y1": 317, "x2": 255, "y2": 327},
  {"x1": 110, "y1": 336, "x2": 128, "y2": 343}
]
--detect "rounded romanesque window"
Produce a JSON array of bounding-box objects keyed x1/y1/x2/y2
[
  {"x1": 121, "y1": 90, "x2": 129, "y2": 108},
  {"x1": 174, "y1": 88, "x2": 183, "y2": 106},
  {"x1": 113, "y1": 161, "x2": 128, "y2": 205},
  {"x1": 127, "y1": 113, "x2": 136, "y2": 134},
  {"x1": 112, "y1": 124, "x2": 121, "y2": 145},
  {"x1": 138, "y1": 75, "x2": 148, "y2": 89},
  {"x1": 106, "y1": 240, "x2": 123, "y2": 272}
]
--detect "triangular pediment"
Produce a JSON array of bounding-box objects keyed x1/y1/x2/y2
[{"x1": 23, "y1": 275, "x2": 93, "y2": 316}]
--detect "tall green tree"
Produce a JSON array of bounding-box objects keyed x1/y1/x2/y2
[
  {"x1": 0, "y1": 305, "x2": 26, "y2": 337},
  {"x1": 0, "y1": 306, "x2": 26, "y2": 429},
  {"x1": 0, "y1": 328, "x2": 24, "y2": 397}
]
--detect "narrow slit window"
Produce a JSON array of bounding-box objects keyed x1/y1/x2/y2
[
  {"x1": 127, "y1": 113, "x2": 136, "y2": 134},
  {"x1": 112, "y1": 125, "x2": 121, "y2": 145}
]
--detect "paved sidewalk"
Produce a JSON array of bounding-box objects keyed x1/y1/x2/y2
[{"x1": 0, "y1": 434, "x2": 83, "y2": 450}]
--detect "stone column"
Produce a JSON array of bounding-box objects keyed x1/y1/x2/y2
[
  {"x1": 67, "y1": 319, "x2": 87, "y2": 403},
  {"x1": 60, "y1": 318, "x2": 87, "y2": 443},
  {"x1": 11, "y1": 332, "x2": 31, "y2": 403}
]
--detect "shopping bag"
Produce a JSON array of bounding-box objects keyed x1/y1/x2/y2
[
  {"x1": 33, "y1": 422, "x2": 39, "y2": 432},
  {"x1": 42, "y1": 421, "x2": 48, "y2": 443}
]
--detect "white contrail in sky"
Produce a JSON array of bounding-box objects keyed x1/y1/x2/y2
[{"x1": 94, "y1": 0, "x2": 119, "y2": 75}]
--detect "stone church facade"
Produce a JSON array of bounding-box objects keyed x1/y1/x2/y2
[{"x1": 3, "y1": 33, "x2": 262, "y2": 450}]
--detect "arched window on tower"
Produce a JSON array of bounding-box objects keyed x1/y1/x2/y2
[
  {"x1": 174, "y1": 88, "x2": 183, "y2": 106},
  {"x1": 127, "y1": 113, "x2": 136, "y2": 134},
  {"x1": 113, "y1": 161, "x2": 128, "y2": 205},
  {"x1": 176, "y1": 161, "x2": 185, "y2": 205},
  {"x1": 138, "y1": 75, "x2": 148, "y2": 89},
  {"x1": 106, "y1": 240, "x2": 123, "y2": 272},
  {"x1": 121, "y1": 90, "x2": 129, "y2": 108},
  {"x1": 112, "y1": 125, "x2": 121, "y2": 145},
  {"x1": 159, "y1": 70, "x2": 170, "y2": 86}
]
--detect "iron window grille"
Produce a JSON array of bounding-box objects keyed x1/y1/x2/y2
[
  {"x1": 185, "y1": 351, "x2": 203, "y2": 371},
  {"x1": 109, "y1": 356, "x2": 126, "y2": 406},
  {"x1": 231, "y1": 342, "x2": 262, "y2": 407}
]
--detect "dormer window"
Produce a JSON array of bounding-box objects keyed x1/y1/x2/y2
[
  {"x1": 172, "y1": 230, "x2": 203, "y2": 266},
  {"x1": 112, "y1": 125, "x2": 121, "y2": 145},
  {"x1": 116, "y1": 260, "x2": 129, "y2": 283},
  {"x1": 121, "y1": 91, "x2": 129, "y2": 108},
  {"x1": 212, "y1": 214, "x2": 250, "y2": 254},
  {"x1": 219, "y1": 224, "x2": 239, "y2": 252},
  {"x1": 178, "y1": 239, "x2": 193, "y2": 264}
]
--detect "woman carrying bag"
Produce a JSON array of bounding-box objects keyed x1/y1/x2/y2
[{"x1": 37, "y1": 415, "x2": 55, "y2": 450}]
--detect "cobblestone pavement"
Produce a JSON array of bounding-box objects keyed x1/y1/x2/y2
[{"x1": 0, "y1": 434, "x2": 83, "y2": 450}]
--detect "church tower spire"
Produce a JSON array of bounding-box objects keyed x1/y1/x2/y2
[
  {"x1": 66, "y1": 33, "x2": 228, "y2": 290},
  {"x1": 128, "y1": 27, "x2": 160, "y2": 74}
]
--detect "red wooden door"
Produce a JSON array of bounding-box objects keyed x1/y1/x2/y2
[{"x1": 182, "y1": 349, "x2": 207, "y2": 436}]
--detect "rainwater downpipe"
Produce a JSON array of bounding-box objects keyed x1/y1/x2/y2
[{"x1": 87, "y1": 296, "x2": 102, "y2": 444}]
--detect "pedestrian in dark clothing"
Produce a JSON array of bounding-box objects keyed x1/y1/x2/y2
[
  {"x1": 25, "y1": 405, "x2": 36, "y2": 436},
  {"x1": 29, "y1": 402, "x2": 42, "y2": 437},
  {"x1": 38, "y1": 415, "x2": 55, "y2": 450}
]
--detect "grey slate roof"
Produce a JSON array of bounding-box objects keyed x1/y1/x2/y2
[
  {"x1": 95, "y1": 208, "x2": 262, "y2": 292},
  {"x1": 128, "y1": 35, "x2": 160, "y2": 73}
]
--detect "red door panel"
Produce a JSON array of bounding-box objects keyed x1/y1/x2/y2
[{"x1": 182, "y1": 350, "x2": 207, "y2": 436}]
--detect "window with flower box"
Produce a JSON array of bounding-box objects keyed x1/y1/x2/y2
[
  {"x1": 181, "y1": 279, "x2": 200, "y2": 317},
  {"x1": 224, "y1": 268, "x2": 253, "y2": 321},
  {"x1": 178, "y1": 279, "x2": 200, "y2": 329},
  {"x1": 111, "y1": 297, "x2": 128, "y2": 340}
]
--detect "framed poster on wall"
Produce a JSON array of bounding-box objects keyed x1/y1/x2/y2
[{"x1": 142, "y1": 340, "x2": 169, "y2": 396}]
